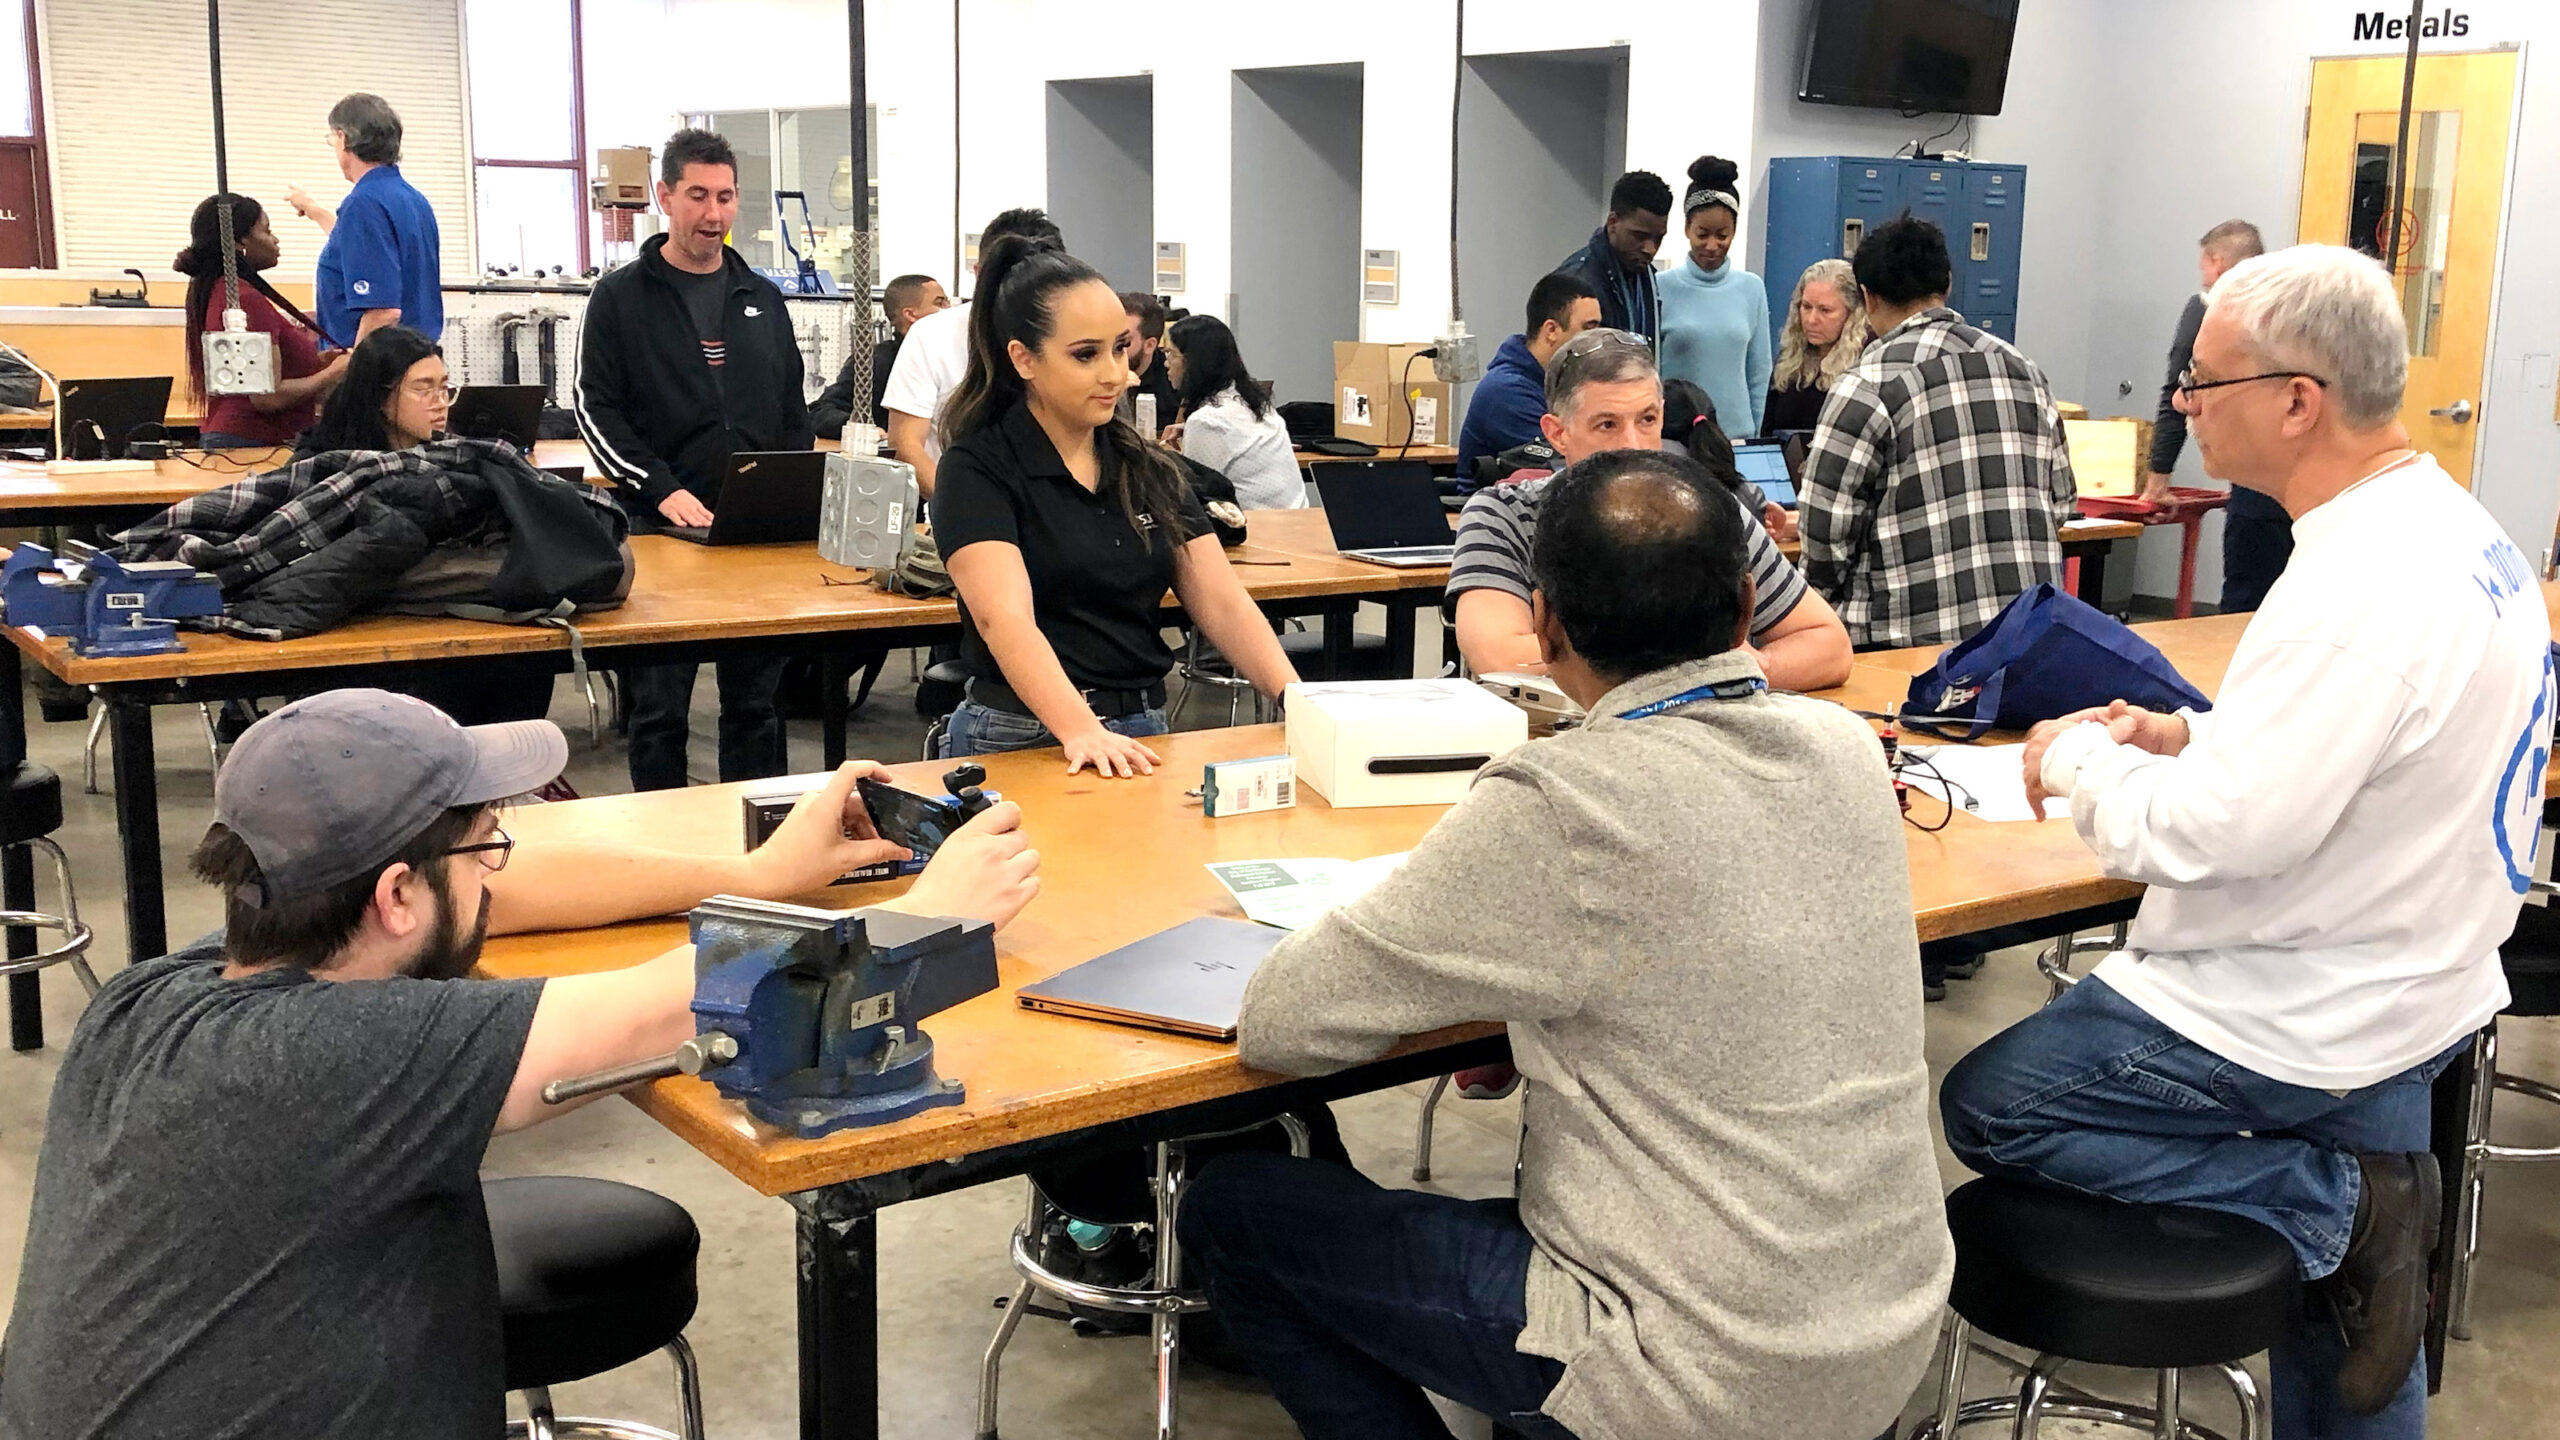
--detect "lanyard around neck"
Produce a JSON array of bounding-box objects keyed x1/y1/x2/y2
[{"x1": 1615, "y1": 675, "x2": 1767, "y2": 721}]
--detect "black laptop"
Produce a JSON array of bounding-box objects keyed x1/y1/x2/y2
[
  {"x1": 654, "y1": 451, "x2": 830, "y2": 546},
  {"x1": 57, "y1": 376, "x2": 173, "y2": 459},
  {"x1": 447, "y1": 384, "x2": 546, "y2": 450},
  {"x1": 1311, "y1": 461, "x2": 1454, "y2": 568}
]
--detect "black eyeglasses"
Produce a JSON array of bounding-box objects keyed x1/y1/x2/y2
[
  {"x1": 2175, "y1": 367, "x2": 2328, "y2": 400},
  {"x1": 445, "y1": 828, "x2": 514, "y2": 874}
]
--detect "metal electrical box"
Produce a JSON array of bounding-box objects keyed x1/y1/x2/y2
[{"x1": 1761, "y1": 156, "x2": 2028, "y2": 345}]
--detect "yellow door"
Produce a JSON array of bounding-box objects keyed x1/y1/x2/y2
[{"x1": 2298, "y1": 50, "x2": 2517, "y2": 487}]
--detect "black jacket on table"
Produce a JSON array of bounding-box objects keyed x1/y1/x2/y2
[
  {"x1": 811, "y1": 334, "x2": 897, "y2": 440},
  {"x1": 574, "y1": 234, "x2": 813, "y2": 514}
]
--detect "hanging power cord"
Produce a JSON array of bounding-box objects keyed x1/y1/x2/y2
[{"x1": 1447, "y1": 0, "x2": 1463, "y2": 328}]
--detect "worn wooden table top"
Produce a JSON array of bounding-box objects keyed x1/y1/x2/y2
[{"x1": 477, "y1": 708, "x2": 2141, "y2": 1196}]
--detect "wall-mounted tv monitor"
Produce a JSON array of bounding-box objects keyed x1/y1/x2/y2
[{"x1": 1799, "y1": 0, "x2": 2022, "y2": 116}]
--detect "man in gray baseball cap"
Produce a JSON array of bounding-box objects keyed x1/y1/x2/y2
[{"x1": 1, "y1": 689, "x2": 1041, "y2": 1437}]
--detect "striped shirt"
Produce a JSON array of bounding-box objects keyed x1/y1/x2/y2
[
  {"x1": 1799, "y1": 308, "x2": 2076, "y2": 650},
  {"x1": 1445, "y1": 476, "x2": 1810, "y2": 642}
]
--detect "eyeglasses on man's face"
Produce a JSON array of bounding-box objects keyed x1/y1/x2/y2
[
  {"x1": 445, "y1": 828, "x2": 514, "y2": 874},
  {"x1": 2174, "y1": 366, "x2": 2328, "y2": 401}
]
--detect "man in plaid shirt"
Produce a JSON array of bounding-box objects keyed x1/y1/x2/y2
[{"x1": 1800, "y1": 215, "x2": 2076, "y2": 651}]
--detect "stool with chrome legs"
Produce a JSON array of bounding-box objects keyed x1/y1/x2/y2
[
  {"x1": 1909, "y1": 1178, "x2": 2291, "y2": 1440},
  {"x1": 2445, "y1": 893, "x2": 2560, "y2": 1340},
  {"x1": 978, "y1": 1115, "x2": 1310, "y2": 1440},
  {"x1": 487, "y1": 1176, "x2": 706, "y2": 1440},
  {"x1": 0, "y1": 759, "x2": 98, "y2": 1053}
]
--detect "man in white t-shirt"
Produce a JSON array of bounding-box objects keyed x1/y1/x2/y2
[
  {"x1": 1945, "y1": 245, "x2": 2553, "y2": 1436},
  {"x1": 880, "y1": 207, "x2": 1062, "y2": 496}
]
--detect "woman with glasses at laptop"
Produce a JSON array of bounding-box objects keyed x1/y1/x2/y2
[
  {"x1": 293, "y1": 325, "x2": 450, "y2": 458},
  {"x1": 179, "y1": 194, "x2": 347, "y2": 451},
  {"x1": 930, "y1": 234, "x2": 1300, "y2": 777},
  {"x1": 1762, "y1": 258, "x2": 1869, "y2": 436},
  {"x1": 1158, "y1": 314, "x2": 1305, "y2": 511}
]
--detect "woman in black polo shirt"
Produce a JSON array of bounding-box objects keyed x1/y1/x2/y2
[{"x1": 931, "y1": 235, "x2": 1299, "y2": 775}]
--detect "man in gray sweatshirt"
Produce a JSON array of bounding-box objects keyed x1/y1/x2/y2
[{"x1": 1179, "y1": 449, "x2": 1953, "y2": 1440}]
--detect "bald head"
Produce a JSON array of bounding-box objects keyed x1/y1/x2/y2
[{"x1": 1529, "y1": 451, "x2": 1750, "y2": 683}]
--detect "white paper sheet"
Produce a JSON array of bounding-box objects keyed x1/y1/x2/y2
[
  {"x1": 1899, "y1": 742, "x2": 2070, "y2": 823},
  {"x1": 1205, "y1": 854, "x2": 1412, "y2": 930}
]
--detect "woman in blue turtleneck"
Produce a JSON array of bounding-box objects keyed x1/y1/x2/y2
[{"x1": 1657, "y1": 155, "x2": 1772, "y2": 437}]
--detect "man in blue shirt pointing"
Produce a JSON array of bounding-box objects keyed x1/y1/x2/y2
[{"x1": 308, "y1": 94, "x2": 443, "y2": 349}]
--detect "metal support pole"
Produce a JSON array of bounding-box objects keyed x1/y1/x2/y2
[
  {"x1": 2384, "y1": 0, "x2": 2423, "y2": 271},
  {"x1": 793, "y1": 1186, "x2": 881, "y2": 1440}
]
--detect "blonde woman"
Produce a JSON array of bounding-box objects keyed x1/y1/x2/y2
[{"x1": 1763, "y1": 258, "x2": 1868, "y2": 433}]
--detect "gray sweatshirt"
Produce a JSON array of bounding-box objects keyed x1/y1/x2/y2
[{"x1": 1239, "y1": 652, "x2": 1953, "y2": 1440}]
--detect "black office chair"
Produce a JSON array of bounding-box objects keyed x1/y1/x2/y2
[
  {"x1": 487, "y1": 1176, "x2": 704, "y2": 1440},
  {"x1": 1910, "y1": 1178, "x2": 2289, "y2": 1439}
]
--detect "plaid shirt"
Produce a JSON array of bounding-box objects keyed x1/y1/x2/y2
[
  {"x1": 113, "y1": 439, "x2": 517, "y2": 590},
  {"x1": 1799, "y1": 308, "x2": 2075, "y2": 650}
]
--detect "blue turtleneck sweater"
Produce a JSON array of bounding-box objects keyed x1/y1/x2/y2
[{"x1": 1658, "y1": 257, "x2": 1772, "y2": 436}]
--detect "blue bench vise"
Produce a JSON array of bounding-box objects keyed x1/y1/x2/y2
[
  {"x1": 0, "y1": 543, "x2": 222, "y2": 657},
  {"x1": 541, "y1": 896, "x2": 1001, "y2": 1138}
]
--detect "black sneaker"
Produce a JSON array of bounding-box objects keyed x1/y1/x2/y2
[
  {"x1": 2327, "y1": 1151, "x2": 2440, "y2": 1415},
  {"x1": 1943, "y1": 953, "x2": 1987, "y2": 980},
  {"x1": 1032, "y1": 1218, "x2": 1152, "y2": 1337},
  {"x1": 1923, "y1": 979, "x2": 1949, "y2": 1003}
]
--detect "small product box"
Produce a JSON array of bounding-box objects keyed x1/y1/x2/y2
[
  {"x1": 740, "y1": 774, "x2": 920, "y2": 884},
  {"x1": 1283, "y1": 679, "x2": 1529, "y2": 808},
  {"x1": 1201, "y1": 754, "x2": 1296, "y2": 817}
]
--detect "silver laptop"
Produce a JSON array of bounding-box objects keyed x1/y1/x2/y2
[
  {"x1": 1313, "y1": 462, "x2": 1456, "y2": 568},
  {"x1": 1016, "y1": 916, "x2": 1287, "y2": 1040}
]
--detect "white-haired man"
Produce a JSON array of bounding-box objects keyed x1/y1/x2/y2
[{"x1": 1943, "y1": 245, "x2": 2553, "y2": 1435}]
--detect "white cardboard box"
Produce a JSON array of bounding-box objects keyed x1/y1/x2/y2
[{"x1": 1283, "y1": 680, "x2": 1529, "y2": 808}]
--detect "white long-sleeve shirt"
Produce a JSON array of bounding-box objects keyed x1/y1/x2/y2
[
  {"x1": 1178, "y1": 386, "x2": 1306, "y2": 510},
  {"x1": 2042, "y1": 455, "x2": 2553, "y2": 1089}
]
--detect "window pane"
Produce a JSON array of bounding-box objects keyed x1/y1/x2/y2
[
  {"x1": 0, "y1": 1, "x2": 31, "y2": 138},
  {"x1": 466, "y1": 0, "x2": 573, "y2": 161},
  {"x1": 475, "y1": 166, "x2": 581, "y2": 276},
  {"x1": 709, "y1": 110, "x2": 773, "y2": 268}
]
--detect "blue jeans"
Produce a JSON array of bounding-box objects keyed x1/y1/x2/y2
[
  {"x1": 1179, "y1": 1152, "x2": 1574, "y2": 1440},
  {"x1": 937, "y1": 697, "x2": 1168, "y2": 759},
  {"x1": 1941, "y1": 975, "x2": 2462, "y2": 1440}
]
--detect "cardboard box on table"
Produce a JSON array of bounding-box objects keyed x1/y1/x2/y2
[{"x1": 1332, "y1": 342, "x2": 1453, "y2": 448}]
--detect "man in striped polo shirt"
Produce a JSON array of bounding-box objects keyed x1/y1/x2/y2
[{"x1": 1447, "y1": 330, "x2": 1853, "y2": 691}]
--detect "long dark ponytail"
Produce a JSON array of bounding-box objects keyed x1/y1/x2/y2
[
  {"x1": 941, "y1": 235, "x2": 1193, "y2": 540},
  {"x1": 175, "y1": 193, "x2": 321, "y2": 404},
  {"x1": 293, "y1": 325, "x2": 440, "y2": 458}
]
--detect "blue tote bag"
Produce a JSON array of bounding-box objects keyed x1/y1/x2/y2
[{"x1": 1903, "y1": 584, "x2": 2212, "y2": 739}]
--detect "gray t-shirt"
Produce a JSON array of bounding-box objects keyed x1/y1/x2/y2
[
  {"x1": 0, "y1": 935, "x2": 545, "y2": 1440},
  {"x1": 1445, "y1": 476, "x2": 1809, "y2": 643}
]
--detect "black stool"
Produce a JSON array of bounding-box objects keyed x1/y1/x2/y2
[
  {"x1": 487, "y1": 1176, "x2": 705, "y2": 1440},
  {"x1": 1912, "y1": 1178, "x2": 2293, "y2": 1440},
  {"x1": 0, "y1": 761, "x2": 97, "y2": 1053},
  {"x1": 2447, "y1": 897, "x2": 2560, "y2": 1339},
  {"x1": 1279, "y1": 626, "x2": 1399, "y2": 681}
]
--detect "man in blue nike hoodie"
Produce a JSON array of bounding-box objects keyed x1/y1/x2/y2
[{"x1": 1457, "y1": 271, "x2": 1601, "y2": 484}]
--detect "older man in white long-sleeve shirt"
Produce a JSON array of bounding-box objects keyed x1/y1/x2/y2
[{"x1": 1942, "y1": 244, "x2": 2553, "y2": 1440}]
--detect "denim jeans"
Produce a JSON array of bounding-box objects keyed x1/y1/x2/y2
[
  {"x1": 623, "y1": 657, "x2": 788, "y2": 791},
  {"x1": 937, "y1": 697, "x2": 1169, "y2": 759},
  {"x1": 1941, "y1": 975, "x2": 2462, "y2": 1440},
  {"x1": 1178, "y1": 1152, "x2": 1574, "y2": 1440}
]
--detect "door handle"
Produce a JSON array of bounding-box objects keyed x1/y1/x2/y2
[{"x1": 2430, "y1": 398, "x2": 2475, "y2": 424}]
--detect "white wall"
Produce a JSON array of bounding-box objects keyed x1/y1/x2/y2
[{"x1": 575, "y1": 0, "x2": 2559, "y2": 607}]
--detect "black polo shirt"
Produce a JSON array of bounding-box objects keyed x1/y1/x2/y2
[{"x1": 931, "y1": 402, "x2": 1211, "y2": 693}]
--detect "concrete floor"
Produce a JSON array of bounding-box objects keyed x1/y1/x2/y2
[{"x1": 5, "y1": 633, "x2": 2560, "y2": 1438}]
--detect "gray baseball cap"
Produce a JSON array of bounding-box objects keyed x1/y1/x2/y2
[{"x1": 214, "y1": 689, "x2": 567, "y2": 905}]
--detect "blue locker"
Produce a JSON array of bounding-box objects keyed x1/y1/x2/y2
[
  {"x1": 1955, "y1": 165, "x2": 2027, "y2": 320},
  {"x1": 1760, "y1": 156, "x2": 1907, "y2": 343},
  {"x1": 1760, "y1": 155, "x2": 2028, "y2": 343}
]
